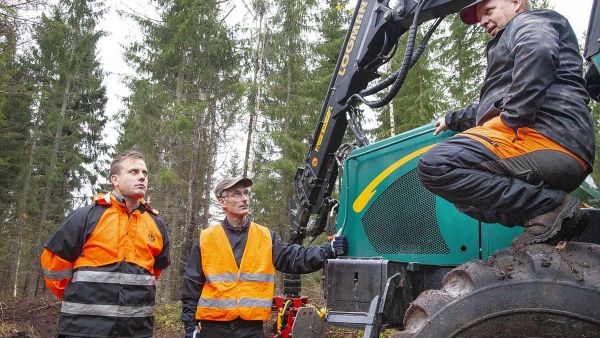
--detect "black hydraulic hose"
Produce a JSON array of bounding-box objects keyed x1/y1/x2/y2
[
  {"x1": 347, "y1": 0, "x2": 427, "y2": 108},
  {"x1": 410, "y1": 17, "x2": 444, "y2": 67},
  {"x1": 347, "y1": 1, "x2": 424, "y2": 107},
  {"x1": 359, "y1": 16, "x2": 444, "y2": 98},
  {"x1": 347, "y1": 0, "x2": 430, "y2": 108}
]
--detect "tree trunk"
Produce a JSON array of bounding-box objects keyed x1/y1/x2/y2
[
  {"x1": 390, "y1": 103, "x2": 396, "y2": 137},
  {"x1": 387, "y1": 64, "x2": 396, "y2": 137},
  {"x1": 13, "y1": 134, "x2": 37, "y2": 298},
  {"x1": 161, "y1": 188, "x2": 183, "y2": 302},
  {"x1": 284, "y1": 37, "x2": 293, "y2": 134},
  {"x1": 26, "y1": 76, "x2": 72, "y2": 299},
  {"x1": 243, "y1": 12, "x2": 265, "y2": 178},
  {"x1": 201, "y1": 101, "x2": 218, "y2": 229},
  {"x1": 179, "y1": 111, "x2": 203, "y2": 285}
]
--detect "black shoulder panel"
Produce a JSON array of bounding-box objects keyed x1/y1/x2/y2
[{"x1": 44, "y1": 204, "x2": 107, "y2": 262}]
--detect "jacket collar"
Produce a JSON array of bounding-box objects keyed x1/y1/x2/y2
[
  {"x1": 110, "y1": 191, "x2": 146, "y2": 213},
  {"x1": 222, "y1": 216, "x2": 251, "y2": 232}
]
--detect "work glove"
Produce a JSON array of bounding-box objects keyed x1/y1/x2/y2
[{"x1": 331, "y1": 235, "x2": 347, "y2": 257}]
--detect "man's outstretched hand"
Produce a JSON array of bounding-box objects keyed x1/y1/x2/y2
[{"x1": 433, "y1": 116, "x2": 448, "y2": 136}]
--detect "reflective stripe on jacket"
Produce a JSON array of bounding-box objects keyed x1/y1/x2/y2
[
  {"x1": 40, "y1": 192, "x2": 170, "y2": 337},
  {"x1": 196, "y1": 222, "x2": 275, "y2": 321}
]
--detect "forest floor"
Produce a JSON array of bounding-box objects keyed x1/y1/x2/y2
[
  {"x1": 0, "y1": 297, "x2": 374, "y2": 338},
  {"x1": 0, "y1": 278, "x2": 389, "y2": 337},
  {"x1": 0, "y1": 298, "x2": 183, "y2": 337},
  {"x1": 0, "y1": 298, "x2": 60, "y2": 337}
]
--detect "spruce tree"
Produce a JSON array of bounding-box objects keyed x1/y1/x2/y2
[
  {"x1": 22, "y1": 0, "x2": 107, "y2": 298},
  {"x1": 120, "y1": 0, "x2": 241, "y2": 300}
]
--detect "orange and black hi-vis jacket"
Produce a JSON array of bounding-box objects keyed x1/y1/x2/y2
[
  {"x1": 196, "y1": 222, "x2": 275, "y2": 321},
  {"x1": 40, "y1": 192, "x2": 170, "y2": 337}
]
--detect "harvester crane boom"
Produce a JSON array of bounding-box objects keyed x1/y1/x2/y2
[{"x1": 289, "y1": 0, "x2": 479, "y2": 246}]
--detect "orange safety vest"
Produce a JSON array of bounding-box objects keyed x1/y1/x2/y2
[{"x1": 196, "y1": 222, "x2": 275, "y2": 321}]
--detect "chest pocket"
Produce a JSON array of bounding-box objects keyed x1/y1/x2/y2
[{"x1": 133, "y1": 212, "x2": 163, "y2": 260}]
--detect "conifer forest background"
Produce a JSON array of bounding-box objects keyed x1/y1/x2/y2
[{"x1": 0, "y1": 0, "x2": 598, "y2": 335}]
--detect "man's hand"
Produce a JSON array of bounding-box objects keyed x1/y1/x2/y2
[
  {"x1": 433, "y1": 116, "x2": 448, "y2": 136},
  {"x1": 331, "y1": 235, "x2": 348, "y2": 257},
  {"x1": 184, "y1": 323, "x2": 199, "y2": 338}
]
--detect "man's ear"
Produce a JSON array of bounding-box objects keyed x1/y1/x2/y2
[
  {"x1": 111, "y1": 175, "x2": 118, "y2": 186},
  {"x1": 217, "y1": 197, "x2": 227, "y2": 209},
  {"x1": 513, "y1": 0, "x2": 522, "y2": 11}
]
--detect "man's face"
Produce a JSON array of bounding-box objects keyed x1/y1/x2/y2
[
  {"x1": 218, "y1": 185, "x2": 250, "y2": 218},
  {"x1": 476, "y1": 0, "x2": 520, "y2": 37},
  {"x1": 111, "y1": 158, "x2": 148, "y2": 200}
]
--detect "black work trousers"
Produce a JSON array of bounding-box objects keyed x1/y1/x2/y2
[
  {"x1": 199, "y1": 319, "x2": 265, "y2": 338},
  {"x1": 417, "y1": 134, "x2": 586, "y2": 227}
]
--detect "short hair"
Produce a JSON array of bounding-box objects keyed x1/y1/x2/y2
[
  {"x1": 522, "y1": 0, "x2": 531, "y2": 11},
  {"x1": 110, "y1": 150, "x2": 145, "y2": 176}
]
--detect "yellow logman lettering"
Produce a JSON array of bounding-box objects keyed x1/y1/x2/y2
[
  {"x1": 314, "y1": 106, "x2": 333, "y2": 152},
  {"x1": 338, "y1": 1, "x2": 368, "y2": 77}
]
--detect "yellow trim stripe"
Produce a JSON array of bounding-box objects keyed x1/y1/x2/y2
[{"x1": 352, "y1": 144, "x2": 436, "y2": 213}]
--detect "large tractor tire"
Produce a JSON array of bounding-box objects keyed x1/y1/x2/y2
[{"x1": 395, "y1": 242, "x2": 600, "y2": 337}]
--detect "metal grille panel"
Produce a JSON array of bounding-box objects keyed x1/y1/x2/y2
[{"x1": 362, "y1": 169, "x2": 450, "y2": 255}]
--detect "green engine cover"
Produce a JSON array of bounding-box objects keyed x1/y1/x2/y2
[
  {"x1": 337, "y1": 124, "x2": 600, "y2": 264},
  {"x1": 337, "y1": 124, "x2": 522, "y2": 265}
]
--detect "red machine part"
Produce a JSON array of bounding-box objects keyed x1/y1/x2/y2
[{"x1": 272, "y1": 296, "x2": 309, "y2": 337}]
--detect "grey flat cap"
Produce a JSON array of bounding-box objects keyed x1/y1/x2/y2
[{"x1": 214, "y1": 177, "x2": 253, "y2": 198}]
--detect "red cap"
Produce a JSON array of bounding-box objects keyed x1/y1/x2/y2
[{"x1": 459, "y1": 0, "x2": 485, "y2": 25}]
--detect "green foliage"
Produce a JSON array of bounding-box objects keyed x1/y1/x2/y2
[
  {"x1": 250, "y1": 0, "x2": 351, "y2": 237},
  {"x1": 159, "y1": 168, "x2": 179, "y2": 186},
  {"x1": 118, "y1": 0, "x2": 242, "y2": 300},
  {"x1": 373, "y1": 27, "x2": 446, "y2": 139},
  {"x1": 436, "y1": 15, "x2": 488, "y2": 108},
  {"x1": 249, "y1": 0, "x2": 320, "y2": 231},
  {"x1": 0, "y1": 4, "x2": 32, "y2": 223},
  {"x1": 31, "y1": 0, "x2": 108, "y2": 194},
  {"x1": 531, "y1": 0, "x2": 551, "y2": 9},
  {"x1": 0, "y1": 0, "x2": 109, "y2": 298},
  {"x1": 368, "y1": 13, "x2": 487, "y2": 140}
]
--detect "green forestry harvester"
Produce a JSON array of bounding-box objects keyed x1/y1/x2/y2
[{"x1": 273, "y1": 0, "x2": 600, "y2": 337}]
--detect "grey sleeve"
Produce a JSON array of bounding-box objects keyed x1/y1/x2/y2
[
  {"x1": 501, "y1": 16, "x2": 561, "y2": 129},
  {"x1": 180, "y1": 241, "x2": 203, "y2": 330},
  {"x1": 444, "y1": 103, "x2": 478, "y2": 132},
  {"x1": 271, "y1": 231, "x2": 335, "y2": 274}
]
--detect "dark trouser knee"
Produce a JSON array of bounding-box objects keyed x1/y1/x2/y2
[
  {"x1": 417, "y1": 143, "x2": 458, "y2": 194},
  {"x1": 416, "y1": 136, "x2": 569, "y2": 226}
]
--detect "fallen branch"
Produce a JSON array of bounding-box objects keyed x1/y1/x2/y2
[{"x1": 27, "y1": 300, "x2": 60, "y2": 314}]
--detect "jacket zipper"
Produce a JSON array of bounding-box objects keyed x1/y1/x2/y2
[{"x1": 462, "y1": 132, "x2": 499, "y2": 147}]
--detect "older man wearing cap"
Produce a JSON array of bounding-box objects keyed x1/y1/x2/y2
[
  {"x1": 417, "y1": 0, "x2": 595, "y2": 245},
  {"x1": 180, "y1": 177, "x2": 347, "y2": 337}
]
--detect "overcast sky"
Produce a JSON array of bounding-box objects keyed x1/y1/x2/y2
[{"x1": 95, "y1": 0, "x2": 596, "y2": 149}]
